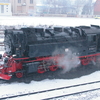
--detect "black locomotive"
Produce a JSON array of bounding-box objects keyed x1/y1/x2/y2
[{"x1": 0, "y1": 25, "x2": 100, "y2": 80}]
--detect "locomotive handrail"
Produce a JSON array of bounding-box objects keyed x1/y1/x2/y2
[
  {"x1": 79, "y1": 53, "x2": 100, "y2": 58},
  {"x1": 12, "y1": 52, "x2": 100, "y2": 61},
  {"x1": 12, "y1": 52, "x2": 100, "y2": 63}
]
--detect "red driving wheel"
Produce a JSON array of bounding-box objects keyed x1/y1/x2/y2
[
  {"x1": 16, "y1": 72, "x2": 23, "y2": 78},
  {"x1": 49, "y1": 65, "x2": 58, "y2": 71},
  {"x1": 81, "y1": 59, "x2": 90, "y2": 65},
  {"x1": 37, "y1": 66, "x2": 45, "y2": 73}
]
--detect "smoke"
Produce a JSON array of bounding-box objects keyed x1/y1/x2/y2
[
  {"x1": 52, "y1": 47, "x2": 80, "y2": 73},
  {"x1": 94, "y1": 57, "x2": 100, "y2": 67}
]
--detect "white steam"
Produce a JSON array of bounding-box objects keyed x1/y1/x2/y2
[{"x1": 52, "y1": 47, "x2": 80, "y2": 73}]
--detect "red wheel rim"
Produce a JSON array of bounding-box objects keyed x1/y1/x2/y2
[
  {"x1": 16, "y1": 72, "x2": 23, "y2": 78},
  {"x1": 37, "y1": 66, "x2": 45, "y2": 73},
  {"x1": 81, "y1": 59, "x2": 90, "y2": 65},
  {"x1": 49, "y1": 65, "x2": 58, "y2": 71}
]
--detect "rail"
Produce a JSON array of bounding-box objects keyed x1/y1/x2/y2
[{"x1": 0, "y1": 80, "x2": 100, "y2": 100}]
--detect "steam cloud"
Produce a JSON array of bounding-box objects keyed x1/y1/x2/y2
[{"x1": 52, "y1": 47, "x2": 80, "y2": 73}]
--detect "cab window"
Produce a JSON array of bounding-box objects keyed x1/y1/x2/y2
[{"x1": 88, "y1": 35, "x2": 96, "y2": 42}]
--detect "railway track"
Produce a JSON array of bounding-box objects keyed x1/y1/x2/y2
[
  {"x1": 0, "y1": 43, "x2": 4, "y2": 51},
  {"x1": 0, "y1": 80, "x2": 100, "y2": 100},
  {"x1": 0, "y1": 30, "x2": 4, "y2": 51},
  {"x1": 0, "y1": 48, "x2": 4, "y2": 51}
]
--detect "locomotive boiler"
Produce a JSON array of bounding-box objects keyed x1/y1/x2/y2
[{"x1": 0, "y1": 25, "x2": 100, "y2": 80}]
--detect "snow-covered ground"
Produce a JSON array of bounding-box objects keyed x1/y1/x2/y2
[
  {"x1": 0, "y1": 16, "x2": 100, "y2": 27},
  {"x1": 0, "y1": 16, "x2": 100, "y2": 100},
  {"x1": 0, "y1": 71, "x2": 100, "y2": 100}
]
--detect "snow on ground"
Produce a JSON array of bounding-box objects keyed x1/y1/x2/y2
[
  {"x1": 0, "y1": 17, "x2": 100, "y2": 100},
  {"x1": 0, "y1": 16, "x2": 100, "y2": 27},
  {"x1": 0, "y1": 71, "x2": 100, "y2": 100}
]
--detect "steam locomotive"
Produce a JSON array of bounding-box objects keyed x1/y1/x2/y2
[{"x1": 0, "y1": 25, "x2": 100, "y2": 80}]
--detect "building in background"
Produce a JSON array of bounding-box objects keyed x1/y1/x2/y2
[
  {"x1": 94, "y1": 0, "x2": 100, "y2": 15},
  {"x1": 10, "y1": 0, "x2": 36, "y2": 16},
  {"x1": 0, "y1": 0, "x2": 12, "y2": 16}
]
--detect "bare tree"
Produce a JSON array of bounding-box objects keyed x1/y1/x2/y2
[
  {"x1": 82, "y1": 0, "x2": 94, "y2": 15},
  {"x1": 40, "y1": 0, "x2": 72, "y2": 14},
  {"x1": 74, "y1": 0, "x2": 87, "y2": 15},
  {"x1": 37, "y1": 0, "x2": 83, "y2": 15}
]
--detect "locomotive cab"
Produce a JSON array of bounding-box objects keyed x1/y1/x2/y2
[
  {"x1": 87, "y1": 34, "x2": 97, "y2": 54},
  {"x1": 80, "y1": 25, "x2": 100, "y2": 54},
  {"x1": 97, "y1": 34, "x2": 100, "y2": 52}
]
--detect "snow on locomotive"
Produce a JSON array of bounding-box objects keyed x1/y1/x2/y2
[{"x1": 0, "y1": 25, "x2": 100, "y2": 80}]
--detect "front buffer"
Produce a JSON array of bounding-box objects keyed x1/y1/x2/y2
[{"x1": 0, "y1": 55, "x2": 23, "y2": 80}]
